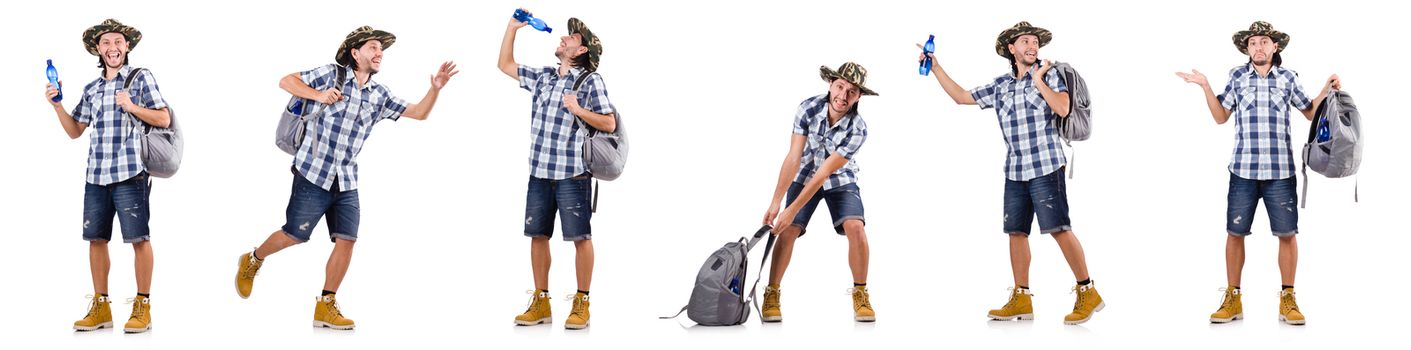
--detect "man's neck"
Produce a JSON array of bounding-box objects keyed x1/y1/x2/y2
[
  {"x1": 1252, "y1": 62, "x2": 1273, "y2": 77},
  {"x1": 1013, "y1": 62, "x2": 1033, "y2": 79},
  {"x1": 354, "y1": 69, "x2": 372, "y2": 88},
  {"x1": 827, "y1": 108, "x2": 846, "y2": 126},
  {"x1": 558, "y1": 60, "x2": 575, "y2": 76},
  {"x1": 104, "y1": 65, "x2": 122, "y2": 81}
]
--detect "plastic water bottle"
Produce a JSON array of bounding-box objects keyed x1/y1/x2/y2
[
  {"x1": 919, "y1": 35, "x2": 935, "y2": 76},
  {"x1": 46, "y1": 59, "x2": 62, "y2": 102},
  {"x1": 513, "y1": 9, "x2": 553, "y2": 33},
  {"x1": 729, "y1": 277, "x2": 741, "y2": 295},
  {"x1": 1316, "y1": 119, "x2": 1331, "y2": 142}
]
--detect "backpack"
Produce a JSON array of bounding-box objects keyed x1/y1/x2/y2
[
  {"x1": 276, "y1": 67, "x2": 346, "y2": 155},
  {"x1": 661, "y1": 226, "x2": 776, "y2": 326},
  {"x1": 571, "y1": 72, "x2": 629, "y2": 212},
  {"x1": 124, "y1": 68, "x2": 183, "y2": 178},
  {"x1": 1300, "y1": 89, "x2": 1362, "y2": 208},
  {"x1": 1052, "y1": 62, "x2": 1091, "y2": 178}
]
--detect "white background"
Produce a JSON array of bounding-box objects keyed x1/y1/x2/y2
[{"x1": 1, "y1": 0, "x2": 1405, "y2": 349}]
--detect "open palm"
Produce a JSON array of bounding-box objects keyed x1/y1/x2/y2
[{"x1": 431, "y1": 61, "x2": 460, "y2": 89}]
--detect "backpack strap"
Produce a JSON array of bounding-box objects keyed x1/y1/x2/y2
[
  {"x1": 1300, "y1": 162, "x2": 1310, "y2": 209},
  {"x1": 745, "y1": 226, "x2": 777, "y2": 321}
]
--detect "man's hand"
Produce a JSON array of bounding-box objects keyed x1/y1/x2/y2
[
  {"x1": 430, "y1": 61, "x2": 459, "y2": 90},
  {"x1": 44, "y1": 81, "x2": 63, "y2": 108},
  {"x1": 115, "y1": 90, "x2": 135, "y2": 112},
  {"x1": 1035, "y1": 59, "x2": 1054, "y2": 78},
  {"x1": 1175, "y1": 69, "x2": 1210, "y2": 88},
  {"x1": 509, "y1": 8, "x2": 531, "y2": 29}
]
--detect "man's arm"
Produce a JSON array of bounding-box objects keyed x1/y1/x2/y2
[
  {"x1": 772, "y1": 152, "x2": 850, "y2": 232},
  {"x1": 1298, "y1": 74, "x2": 1341, "y2": 121},
  {"x1": 1033, "y1": 60, "x2": 1071, "y2": 117},
  {"x1": 763, "y1": 134, "x2": 806, "y2": 226},
  {"x1": 280, "y1": 73, "x2": 342, "y2": 104},
  {"x1": 46, "y1": 82, "x2": 87, "y2": 139},
  {"x1": 401, "y1": 61, "x2": 460, "y2": 120},
  {"x1": 499, "y1": 15, "x2": 529, "y2": 79},
  {"x1": 1176, "y1": 70, "x2": 1233, "y2": 124},
  {"x1": 920, "y1": 45, "x2": 977, "y2": 105}
]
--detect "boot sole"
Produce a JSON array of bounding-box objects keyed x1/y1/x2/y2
[
  {"x1": 1210, "y1": 314, "x2": 1243, "y2": 323},
  {"x1": 854, "y1": 315, "x2": 876, "y2": 322},
  {"x1": 515, "y1": 317, "x2": 551, "y2": 326},
  {"x1": 1279, "y1": 314, "x2": 1306, "y2": 325},
  {"x1": 1063, "y1": 301, "x2": 1105, "y2": 325},
  {"x1": 73, "y1": 321, "x2": 113, "y2": 331},
  {"x1": 313, "y1": 321, "x2": 355, "y2": 330},
  {"x1": 988, "y1": 313, "x2": 1033, "y2": 321},
  {"x1": 565, "y1": 321, "x2": 589, "y2": 330},
  {"x1": 761, "y1": 315, "x2": 783, "y2": 322},
  {"x1": 124, "y1": 324, "x2": 151, "y2": 333}
]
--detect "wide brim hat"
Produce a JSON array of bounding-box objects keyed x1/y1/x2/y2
[
  {"x1": 568, "y1": 18, "x2": 602, "y2": 72},
  {"x1": 1232, "y1": 21, "x2": 1289, "y2": 55},
  {"x1": 82, "y1": 19, "x2": 142, "y2": 56},
  {"x1": 335, "y1": 26, "x2": 396, "y2": 66},
  {"x1": 994, "y1": 21, "x2": 1051, "y2": 58},
  {"x1": 818, "y1": 62, "x2": 878, "y2": 96}
]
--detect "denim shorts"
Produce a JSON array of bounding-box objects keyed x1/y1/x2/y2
[
  {"x1": 1002, "y1": 167, "x2": 1072, "y2": 235},
  {"x1": 1227, "y1": 172, "x2": 1299, "y2": 237},
  {"x1": 524, "y1": 175, "x2": 593, "y2": 241},
  {"x1": 281, "y1": 168, "x2": 360, "y2": 243},
  {"x1": 783, "y1": 182, "x2": 866, "y2": 236},
  {"x1": 82, "y1": 172, "x2": 152, "y2": 243}
]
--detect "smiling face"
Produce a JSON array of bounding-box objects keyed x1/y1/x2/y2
[
  {"x1": 1007, "y1": 34, "x2": 1041, "y2": 66},
  {"x1": 827, "y1": 78, "x2": 862, "y2": 116},
  {"x1": 555, "y1": 33, "x2": 589, "y2": 63},
  {"x1": 351, "y1": 39, "x2": 384, "y2": 74},
  {"x1": 1245, "y1": 35, "x2": 1278, "y2": 66},
  {"x1": 96, "y1": 32, "x2": 129, "y2": 69}
]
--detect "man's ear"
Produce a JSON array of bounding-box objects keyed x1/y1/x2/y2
[{"x1": 576, "y1": 46, "x2": 589, "y2": 57}]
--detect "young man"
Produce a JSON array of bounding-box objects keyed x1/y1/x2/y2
[
  {"x1": 761, "y1": 62, "x2": 877, "y2": 323},
  {"x1": 498, "y1": 12, "x2": 615, "y2": 330},
  {"x1": 1176, "y1": 21, "x2": 1340, "y2": 326},
  {"x1": 921, "y1": 21, "x2": 1104, "y2": 325},
  {"x1": 233, "y1": 26, "x2": 458, "y2": 330},
  {"x1": 46, "y1": 19, "x2": 169, "y2": 334}
]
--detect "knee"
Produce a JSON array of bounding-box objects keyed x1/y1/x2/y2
[{"x1": 843, "y1": 221, "x2": 866, "y2": 240}]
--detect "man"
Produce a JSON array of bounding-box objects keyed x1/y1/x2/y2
[
  {"x1": 761, "y1": 62, "x2": 877, "y2": 323},
  {"x1": 1176, "y1": 21, "x2": 1339, "y2": 326},
  {"x1": 46, "y1": 19, "x2": 168, "y2": 334},
  {"x1": 921, "y1": 21, "x2": 1104, "y2": 325},
  {"x1": 233, "y1": 26, "x2": 458, "y2": 330},
  {"x1": 498, "y1": 11, "x2": 615, "y2": 330}
]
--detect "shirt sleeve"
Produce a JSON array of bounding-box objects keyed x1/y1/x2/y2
[
  {"x1": 1287, "y1": 72, "x2": 1313, "y2": 111},
  {"x1": 298, "y1": 64, "x2": 340, "y2": 91},
  {"x1": 376, "y1": 85, "x2": 410, "y2": 121},
  {"x1": 836, "y1": 119, "x2": 868, "y2": 160},
  {"x1": 71, "y1": 83, "x2": 94, "y2": 125},
  {"x1": 1217, "y1": 68, "x2": 1239, "y2": 111},
  {"x1": 1044, "y1": 69, "x2": 1068, "y2": 93},
  {"x1": 580, "y1": 73, "x2": 616, "y2": 115},
  {"x1": 792, "y1": 98, "x2": 813, "y2": 135},
  {"x1": 518, "y1": 65, "x2": 551, "y2": 92},
  {"x1": 130, "y1": 70, "x2": 168, "y2": 110},
  {"x1": 970, "y1": 80, "x2": 999, "y2": 110}
]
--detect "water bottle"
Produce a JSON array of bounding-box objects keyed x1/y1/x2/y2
[
  {"x1": 729, "y1": 277, "x2": 741, "y2": 295},
  {"x1": 46, "y1": 59, "x2": 63, "y2": 102},
  {"x1": 513, "y1": 9, "x2": 553, "y2": 33},
  {"x1": 919, "y1": 35, "x2": 935, "y2": 76},
  {"x1": 1316, "y1": 119, "x2": 1331, "y2": 142}
]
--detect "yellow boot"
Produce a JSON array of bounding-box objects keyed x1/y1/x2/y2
[
  {"x1": 849, "y1": 286, "x2": 876, "y2": 322},
  {"x1": 514, "y1": 290, "x2": 552, "y2": 326},
  {"x1": 312, "y1": 294, "x2": 355, "y2": 330},
  {"x1": 761, "y1": 285, "x2": 782, "y2": 322},
  {"x1": 123, "y1": 295, "x2": 152, "y2": 333},
  {"x1": 235, "y1": 251, "x2": 263, "y2": 299},
  {"x1": 1280, "y1": 288, "x2": 1305, "y2": 325},
  {"x1": 73, "y1": 295, "x2": 113, "y2": 331},
  {"x1": 988, "y1": 286, "x2": 1033, "y2": 321},
  {"x1": 564, "y1": 292, "x2": 591, "y2": 330},
  {"x1": 1209, "y1": 287, "x2": 1243, "y2": 323},
  {"x1": 1064, "y1": 283, "x2": 1105, "y2": 325}
]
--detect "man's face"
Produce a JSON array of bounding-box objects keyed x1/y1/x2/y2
[
  {"x1": 556, "y1": 33, "x2": 588, "y2": 62},
  {"x1": 97, "y1": 32, "x2": 128, "y2": 69},
  {"x1": 352, "y1": 40, "x2": 384, "y2": 74},
  {"x1": 1008, "y1": 34, "x2": 1041, "y2": 66},
  {"x1": 1246, "y1": 35, "x2": 1277, "y2": 66},
  {"x1": 828, "y1": 78, "x2": 861, "y2": 116}
]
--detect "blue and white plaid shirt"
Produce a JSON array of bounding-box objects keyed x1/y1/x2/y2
[
  {"x1": 292, "y1": 64, "x2": 409, "y2": 191},
  {"x1": 1217, "y1": 64, "x2": 1313, "y2": 180},
  {"x1": 72, "y1": 65, "x2": 167, "y2": 186},
  {"x1": 970, "y1": 65, "x2": 1069, "y2": 181},
  {"x1": 518, "y1": 65, "x2": 616, "y2": 180},
  {"x1": 792, "y1": 94, "x2": 868, "y2": 190}
]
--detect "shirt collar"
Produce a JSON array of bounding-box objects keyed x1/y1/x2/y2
[
  {"x1": 815, "y1": 94, "x2": 858, "y2": 131},
  {"x1": 1242, "y1": 62, "x2": 1284, "y2": 79},
  {"x1": 342, "y1": 65, "x2": 380, "y2": 90},
  {"x1": 104, "y1": 65, "x2": 134, "y2": 83}
]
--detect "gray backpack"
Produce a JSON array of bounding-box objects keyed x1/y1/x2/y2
[
  {"x1": 1300, "y1": 89, "x2": 1361, "y2": 208},
  {"x1": 661, "y1": 226, "x2": 776, "y2": 326},
  {"x1": 571, "y1": 73, "x2": 629, "y2": 212},
  {"x1": 276, "y1": 67, "x2": 346, "y2": 155},
  {"x1": 124, "y1": 68, "x2": 183, "y2": 178},
  {"x1": 1052, "y1": 62, "x2": 1091, "y2": 178}
]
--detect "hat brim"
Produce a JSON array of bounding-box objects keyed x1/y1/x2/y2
[
  {"x1": 568, "y1": 18, "x2": 601, "y2": 72},
  {"x1": 995, "y1": 27, "x2": 1052, "y2": 58},
  {"x1": 83, "y1": 23, "x2": 141, "y2": 56},
  {"x1": 819, "y1": 67, "x2": 878, "y2": 96},
  {"x1": 1233, "y1": 30, "x2": 1289, "y2": 55}
]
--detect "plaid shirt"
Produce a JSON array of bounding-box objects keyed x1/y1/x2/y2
[
  {"x1": 970, "y1": 65, "x2": 1069, "y2": 181},
  {"x1": 292, "y1": 64, "x2": 409, "y2": 191},
  {"x1": 1217, "y1": 64, "x2": 1312, "y2": 180},
  {"x1": 72, "y1": 65, "x2": 167, "y2": 186},
  {"x1": 791, "y1": 94, "x2": 868, "y2": 190},
  {"x1": 518, "y1": 65, "x2": 616, "y2": 180}
]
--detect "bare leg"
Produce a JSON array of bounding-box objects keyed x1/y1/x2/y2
[
  {"x1": 322, "y1": 238, "x2": 355, "y2": 292},
  {"x1": 1050, "y1": 231, "x2": 1090, "y2": 281},
  {"x1": 132, "y1": 241, "x2": 153, "y2": 294},
  {"x1": 842, "y1": 221, "x2": 869, "y2": 284},
  {"x1": 768, "y1": 226, "x2": 803, "y2": 285},
  {"x1": 574, "y1": 239, "x2": 594, "y2": 291},
  {"x1": 1278, "y1": 236, "x2": 1297, "y2": 286},
  {"x1": 1008, "y1": 233, "x2": 1031, "y2": 286},
  {"x1": 1226, "y1": 234, "x2": 1246, "y2": 287},
  {"x1": 531, "y1": 237, "x2": 550, "y2": 291},
  {"x1": 253, "y1": 230, "x2": 302, "y2": 259},
  {"x1": 89, "y1": 241, "x2": 110, "y2": 295}
]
